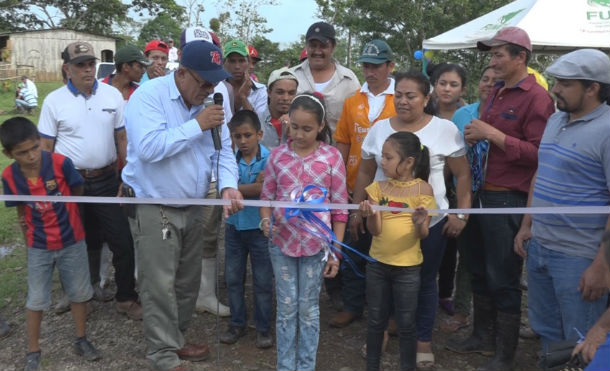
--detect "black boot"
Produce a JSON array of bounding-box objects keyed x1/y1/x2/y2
[
  {"x1": 446, "y1": 294, "x2": 496, "y2": 356},
  {"x1": 477, "y1": 311, "x2": 520, "y2": 371}
]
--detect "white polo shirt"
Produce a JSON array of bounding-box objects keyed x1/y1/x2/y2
[{"x1": 38, "y1": 80, "x2": 125, "y2": 170}]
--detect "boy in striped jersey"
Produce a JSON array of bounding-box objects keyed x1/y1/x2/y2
[{"x1": 1, "y1": 117, "x2": 100, "y2": 371}]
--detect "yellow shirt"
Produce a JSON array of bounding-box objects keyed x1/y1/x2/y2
[{"x1": 365, "y1": 179, "x2": 436, "y2": 266}]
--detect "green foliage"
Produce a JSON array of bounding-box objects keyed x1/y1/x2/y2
[
  {"x1": 250, "y1": 36, "x2": 299, "y2": 84},
  {"x1": 215, "y1": 0, "x2": 277, "y2": 44},
  {"x1": 315, "y1": 0, "x2": 512, "y2": 70},
  {"x1": 137, "y1": 13, "x2": 184, "y2": 48},
  {"x1": 0, "y1": 0, "x2": 185, "y2": 36}
]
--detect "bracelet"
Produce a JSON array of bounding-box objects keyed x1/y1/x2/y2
[
  {"x1": 258, "y1": 217, "x2": 270, "y2": 231},
  {"x1": 349, "y1": 212, "x2": 361, "y2": 219}
]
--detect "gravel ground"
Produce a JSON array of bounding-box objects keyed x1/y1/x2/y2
[{"x1": 0, "y1": 258, "x2": 539, "y2": 371}]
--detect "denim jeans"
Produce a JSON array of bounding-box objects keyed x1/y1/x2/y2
[
  {"x1": 366, "y1": 261, "x2": 420, "y2": 371},
  {"x1": 527, "y1": 238, "x2": 608, "y2": 349},
  {"x1": 269, "y1": 244, "x2": 325, "y2": 371},
  {"x1": 225, "y1": 224, "x2": 273, "y2": 332},
  {"x1": 467, "y1": 191, "x2": 526, "y2": 314},
  {"x1": 416, "y1": 218, "x2": 447, "y2": 342},
  {"x1": 27, "y1": 240, "x2": 93, "y2": 310}
]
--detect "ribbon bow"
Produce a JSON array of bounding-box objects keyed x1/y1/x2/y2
[{"x1": 284, "y1": 185, "x2": 376, "y2": 277}]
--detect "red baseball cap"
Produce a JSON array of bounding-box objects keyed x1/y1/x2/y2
[
  {"x1": 144, "y1": 40, "x2": 170, "y2": 55},
  {"x1": 477, "y1": 27, "x2": 532, "y2": 52},
  {"x1": 248, "y1": 45, "x2": 261, "y2": 61},
  {"x1": 299, "y1": 48, "x2": 308, "y2": 62}
]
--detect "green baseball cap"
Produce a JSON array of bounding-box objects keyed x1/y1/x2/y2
[
  {"x1": 115, "y1": 45, "x2": 152, "y2": 66},
  {"x1": 357, "y1": 39, "x2": 393, "y2": 64},
  {"x1": 223, "y1": 40, "x2": 248, "y2": 58}
]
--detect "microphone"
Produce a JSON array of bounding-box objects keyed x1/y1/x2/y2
[
  {"x1": 203, "y1": 94, "x2": 222, "y2": 150},
  {"x1": 211, "y1": 93, "x2": 223, "y2": 150}
]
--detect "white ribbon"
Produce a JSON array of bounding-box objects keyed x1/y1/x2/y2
[{"x1": 2, "y1": 195, "x2": 609, "y2": 215}]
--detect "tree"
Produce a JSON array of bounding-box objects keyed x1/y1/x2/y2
[
  {"x1": 315, "y1": 0, "x2": 511, "y2": 69},
  {"x1": 137, "y1": 13, "x2": 184, "y2": 48},
  {"x1": 0, "y1": 0, "x2": 184, "y2": 35},
  {"x1": 214, "y1": 0, "x2": 278, "y2": 44}
]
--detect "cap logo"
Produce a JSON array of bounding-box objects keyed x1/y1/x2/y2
[
  {"x1": 75, "y1": 44, "x2": 89, "y2": 54},
  {"x1": 193, "y1": 29, "x2": 208, "y2": 38},
  {"x1": 232, "y1": 42, "x2": 238, "y2": 46},
  {"x1": 210, "y1": 51, "x2": 221, "y2": 66},
  {"x1": 315, "y1": 27, "x2": 320, "y2": 33},
  {"x1": 362, "y1": 43, "x2": 380, "y2": 57}
]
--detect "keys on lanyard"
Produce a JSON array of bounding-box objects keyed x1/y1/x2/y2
[{"x1": 160, "y1": 207, "x2": 171, "y2": 240}]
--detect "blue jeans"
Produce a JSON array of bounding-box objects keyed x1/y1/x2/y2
[
  {"x1": 27, "y1": 240, "x2": 93, "y2": 310},
  {"x1": 269, "y1": 244, "x2": 325, "y2": 371},
  {"x1": 367, "y1": 261, "x2": 420, "y2": 371},
  {"x1": 225, "y1": 224, "x2": 273, "y2": 332},
  {"x1": 416, "y1": 218, "x2": 447, "y2": 342},
  {"x1": 527, "y1": 238, "x2": 608, "y2": 349}
]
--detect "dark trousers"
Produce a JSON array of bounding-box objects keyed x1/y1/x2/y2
[
  {"x1": 416, "y1": 218, "x2": 447, "y2": 342},
  {"x1": 82, "y1": 171, "x2": 137, "y2": 302},
  {"x1": 340, "y1": 223, "x2": 373, "y2": 315},
  {"x1": 467, "y1": 190, "x2": 526, "y2": 314},
  {"x1": 438, "y1": 237, "x2": 457, "y2": 299},
  {"x1": 366, "y1": 261, "x2": 420, "y2": 371}
]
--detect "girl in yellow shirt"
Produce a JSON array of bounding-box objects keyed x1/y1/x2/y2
[{"x1": 359, "y1": 131, "x2": 436, "y2": 371}]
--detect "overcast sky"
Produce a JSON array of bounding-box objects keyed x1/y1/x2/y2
[{"x1": 193, "y1": 0, "x2": 322, "y2": 46}]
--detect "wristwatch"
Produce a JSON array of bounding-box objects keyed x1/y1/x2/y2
[{"x1": 456, "y1": 213, "x2": 468, "y2": 222}]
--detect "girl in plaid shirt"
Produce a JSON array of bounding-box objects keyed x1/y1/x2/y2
[{"x1": 260, "y1": 93, "x2": 348, "y2": 371}]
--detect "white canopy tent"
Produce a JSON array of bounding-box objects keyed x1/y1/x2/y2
[{"x1": 423, "y1": 0, "x2": 610, "y2": 52}]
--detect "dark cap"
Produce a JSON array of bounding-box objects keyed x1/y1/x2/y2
[
  {"x1": 62, "y1": 41, "x2": 97, "y2": 64},
  {"x1": 115, "y1": 45, "x2": 152, "y2": 66},
  {"x1": 357, "y1": 39, "x2": 393, "y2": 64},
  {"x1": 477, "y1": 26, "x2": 532, "y2": 52},
  {"x1": 546, "y1": 49, "x2": 610, "y2": 84},
  {"x1": 180, "y1": 41, "x2": 231, "y2": 84},
  {"x1": 306, "y1": 22, "x2": 335, "y2": 44}
]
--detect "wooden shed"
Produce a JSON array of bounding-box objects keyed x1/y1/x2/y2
[{"x1": 0, "y1": 29, "x2": 119, "y2": 82}]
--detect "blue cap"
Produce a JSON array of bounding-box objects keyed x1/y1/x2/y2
[{"x1": 180, "y1": 41, "x2": 231, "y2": 84}]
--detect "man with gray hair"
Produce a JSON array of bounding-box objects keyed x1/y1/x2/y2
[
  {"x1": 122, "y1": 40, "x2": 242, "y2": 371},
  {"x1": 514, "y1": 48, "x2": 610, "y2": 362}
]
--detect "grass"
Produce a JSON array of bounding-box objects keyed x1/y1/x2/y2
[{"x1": 0, "y1": 81, "x2": 63, "y2": 311}]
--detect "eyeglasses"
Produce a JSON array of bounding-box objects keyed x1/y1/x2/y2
[{"x1": 185, "y1": 68, "x2": 217, "y2": 90}]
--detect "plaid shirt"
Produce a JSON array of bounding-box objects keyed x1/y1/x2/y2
[{"x1": 261, "y1": 139, "x2": 348, "y2": 257}]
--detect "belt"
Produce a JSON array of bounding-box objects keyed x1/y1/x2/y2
[
  {"x1": 78, "y1": 162, "x2": 116, "y2": 178},
  {"x1": 482, "y1": 182, "x2": 512, "y2": 192}
]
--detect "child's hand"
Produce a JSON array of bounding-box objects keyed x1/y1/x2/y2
[
  {"x1": 412, "y1": 206, "x2": 428, "y2": 225},
  {"x1": 260, "y1": 218, "x2": 276, "y2": 238},
  {"x1": 358, "y1": 200, "x2": 376, "y2": 218},
  {"x1": 323, "y1": 258, "x2": 340, "y2": 278},
  {"x1": 255, "y1": 171, "x2": 264, "y2": 184}
]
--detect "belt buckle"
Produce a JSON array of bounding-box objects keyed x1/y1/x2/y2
[{"x1": 84, "y1": 169, "x2": 94, "y2": 177}]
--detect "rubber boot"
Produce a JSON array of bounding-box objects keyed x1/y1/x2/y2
[
  {"x1": 196, "y1": 258, "x2": 230, "y2": 317},
  {"x1": 446, "y1": 294, "x2": 496, "y2": 356},
  {"x1": 477, "y1": 311, "x2": 520, "y2": 371}
]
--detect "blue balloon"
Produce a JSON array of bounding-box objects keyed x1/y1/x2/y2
[{"x1": 414, "y1": 50, "x2": 423, "y2": 60}]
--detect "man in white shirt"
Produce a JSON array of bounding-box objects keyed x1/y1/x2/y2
[{"x1": 21, "y1": 75, "x2": 37, "y2": 98}]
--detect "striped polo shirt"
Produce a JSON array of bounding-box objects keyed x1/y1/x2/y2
[{"x1": 531, "y1": 103, "x2": 610, "y2": 259}]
